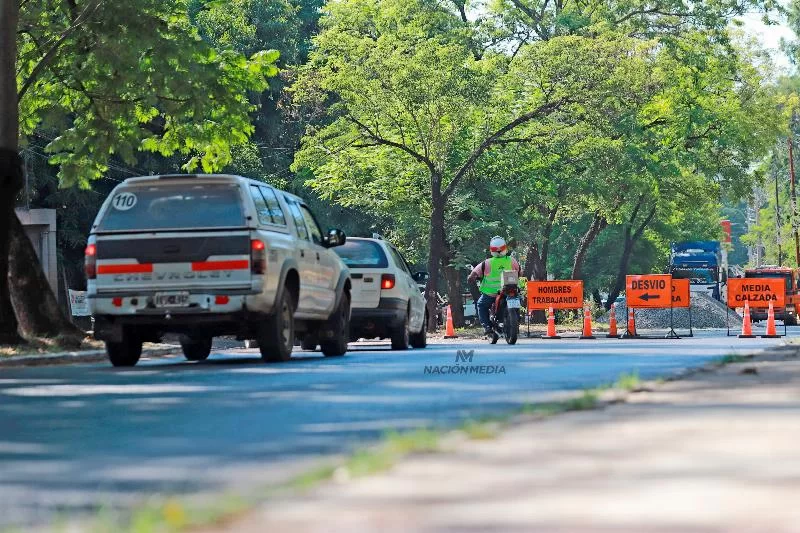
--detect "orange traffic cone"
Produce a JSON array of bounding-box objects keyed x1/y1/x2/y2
[
  {"x1": 762, "y1": 300, "x2": 780, "y2": 338},
  {"x1": 580, "y1": 307, "x2": 595, "y2": 339},
  {"x1": 623, "y1": 308, "x2": 637, "y2": 338},
  {"x1": 543, "y1": 306, "x2": 560, "y2": 339},
  {"x1": 607, "y1": 303, "x2": 620, "y2": 338},
  {"x1": 444, "y1": 305, "x2": 457, "y2": 338},
  {"x1": 739, "y1": 300, "x2": 756, "y2": 338}
]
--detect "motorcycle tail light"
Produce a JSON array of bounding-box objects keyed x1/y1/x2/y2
[{"x1": 507, "y1": 287, "x2": 517, "y2": 296}]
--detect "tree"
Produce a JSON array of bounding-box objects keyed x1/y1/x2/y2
[
  {"x1": 1, "y1": 0, "x2": 276, "y2": 342},
  {"x1": 292, "y1": 0, "x2": 660, "y2": 329}
]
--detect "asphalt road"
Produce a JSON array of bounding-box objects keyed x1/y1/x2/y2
[{"x1": 0, "y1": 330, "x2": 794, "y2": 529}]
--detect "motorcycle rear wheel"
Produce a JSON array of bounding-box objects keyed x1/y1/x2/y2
[{"x1": 504, "y1": 309, "x2": 519, "y2": 345}]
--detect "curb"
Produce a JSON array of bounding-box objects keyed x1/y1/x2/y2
[{"x1": 0, "y1": 345, "x2": 179, "y2": 368}]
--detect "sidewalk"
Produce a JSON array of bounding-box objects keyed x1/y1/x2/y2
[{"x1": 208, "y1": 346, "x2": 800, "y2": 533}]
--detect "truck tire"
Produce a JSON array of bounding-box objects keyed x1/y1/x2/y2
[
  {"x1": 106, "y1": 331, "x2": 142, "y2": 367},
  {"x1": 391, "y1": 310, "x2": 410, "y2": 351},
  {"x1": 409, "y1": 313, "x2": 427, "y2": 349},
  {"x1": 321, "y1": 293, "x2": 350, "y2": 357},
  {"x1": 180, "y1": 336, "x2": 212, "y2": 361},
  {"x1": 258, "y1": 289, "x2": 295, "y2": 363}
]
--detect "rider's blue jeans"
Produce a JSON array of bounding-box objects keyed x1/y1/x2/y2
[{"x1": 477, "y1": 294, "x2": 495, "y2": 329}]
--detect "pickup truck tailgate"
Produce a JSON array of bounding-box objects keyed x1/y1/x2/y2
[{"x1": 94, "y1": 231, "x2": 251, "y2": 292}]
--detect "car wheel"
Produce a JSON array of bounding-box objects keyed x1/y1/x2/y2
[
  {"x1": 180, "y1": 336, "x2": 212, "y2": 361},
  {"x1": 258, "y1": 289, "x2": 295, "y2": 363},
  {"x1": 321, "y1": 293, "x2": 350, "y2": 357},
  {"x1": 391, "y1": 310, "x2": 410, "y2": 350},
  {"x1": 106, "y1": 331, "x2": 142, "y2": 367},
  {"x1": 409, "y1": 312, "x2": 427, "y2": 349}
]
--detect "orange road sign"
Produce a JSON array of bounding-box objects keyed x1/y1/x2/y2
[
  {"x1": 727, "y1": 278, "x2": 786, "y2": 309},
  {"x1": 671, "y1": 278, "x2": 690, "y2": 308},
  {"x1": 527, "y1": 280, "x2": 584, "y2": 310},
  {"x1": 626, "y1": 274, "x2": 672, "y2": 308}
]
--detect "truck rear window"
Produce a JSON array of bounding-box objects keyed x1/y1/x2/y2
[
  {"x1": 98, "y1": 184, "x2": 246, "y2": 231},
  {"x1": 334, "y1": 240, "x2": 388, "y2": 268}
]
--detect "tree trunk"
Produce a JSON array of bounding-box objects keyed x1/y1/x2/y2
[
  {"x1": 605, "y1": 234, "x2": 635, "y2": 310},
  {"x1": 443, "y1": 261, "x2": 464, "y2": 328},
  {"x1": 425, "y1": 186, "x2": 445, "y2": 332},
  {"x1": 571, "y1": 212, "x2": 608, "y2": 280},
  {"x1": 0, "y1": 0, "x2": 24, "y2": 344},
  {"x1": 8, "y1": 213, "x2": 84, "y2": 342},
  {"x1": 604, "y1": 202, "x2": 657, "y2": 310}
]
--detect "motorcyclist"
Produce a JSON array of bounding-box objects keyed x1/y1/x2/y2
[{"x1": 467, "y1": 236, "x2": 522, "y2": 335}]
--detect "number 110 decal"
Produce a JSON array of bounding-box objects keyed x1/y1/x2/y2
[{"x1": 112, "y1": 192, "x2": 138, "y2": 211}]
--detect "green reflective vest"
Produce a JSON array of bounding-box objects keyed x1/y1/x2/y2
[{"x1": 479, "y1": 256, "x2": 513, "y2": 295}]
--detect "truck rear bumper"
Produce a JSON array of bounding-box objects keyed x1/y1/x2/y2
[{"x1": 94, "y1": 310, "x2": 257, "y2": 343}]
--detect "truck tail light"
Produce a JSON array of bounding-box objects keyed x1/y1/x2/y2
[
  {"x1": 85, "y1": 244, "x2": 97, "y2": 279},
  {"x1": 381, "y1": 274, "x2": 395, "y2": 290},
  {"x1": 251, "y1": 240, "x2": 266, "y2": 275}
]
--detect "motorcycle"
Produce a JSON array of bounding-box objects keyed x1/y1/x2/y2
[{"x1": 488, "y1": 270, "x2": 520, "y2": 345}]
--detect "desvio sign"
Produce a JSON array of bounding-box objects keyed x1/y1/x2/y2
[
  {"x1": 626, "y1": 274, "x2": 672, "y2": 308},
  {"x1": 727, "y1": 278, "x2": 785, "y2": 308},
  {"x1": 527, "y1": 280, "x2": 584, "y2": 310}
]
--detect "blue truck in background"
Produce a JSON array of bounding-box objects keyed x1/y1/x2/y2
[{"x1": 669, "y1": 241, "x2": 728, "y2": 301}]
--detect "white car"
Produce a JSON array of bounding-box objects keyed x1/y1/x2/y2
[{"x1": 333, "y1": 237, "x2": 428, "y2": 349}]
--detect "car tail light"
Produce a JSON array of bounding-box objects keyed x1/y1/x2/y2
[
  {"x1": 251, "y1": 240, "x2": 266, "y2": 275},
  {"x1": 381, "y1": 274, "x2": 395, "y2": 290},
  {"x1": 215, "y1": 295, "x2": 230, "y2": 305},
  {"x1": 85, "y1": 244, "x2": 97, "y2": 279}
]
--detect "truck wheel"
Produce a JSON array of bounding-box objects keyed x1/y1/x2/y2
[
  {"x1": 321, "y1": 293, "x2": 350, "y2": 357},
  {"x1": 409, "y1": 313, "x2": 427, "y2": 349},
  {"x1": 786, "y1": 315, "x2": 797, "y2": 326},
  {"x1": 258, "y1": 289, "x2": 295, "y2": 363},
  {"x1": 391, "y1": 310, "x2": 410, "y2": 351},
  {"x1": 180, "y1": 336, "x2": 212, "y2": 361},
  {"x1": 106, "y1": 331, "x2": 142, "y2": 367}
]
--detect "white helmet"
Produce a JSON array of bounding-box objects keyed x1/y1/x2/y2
[{"x1": 489, "y1": 236, "x2": 507, "y2": 257}]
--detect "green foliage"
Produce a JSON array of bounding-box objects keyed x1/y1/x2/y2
[{"x1": 16, "y1": 0, "x2": 278, "y2": 187}]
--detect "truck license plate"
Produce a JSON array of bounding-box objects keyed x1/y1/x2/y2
[
  {"x1": 506, "y1": 297, "x2": 521, "y2": 309},
  {"x1": 154, "y1": 291, "x2": 190, "y2": 308}
]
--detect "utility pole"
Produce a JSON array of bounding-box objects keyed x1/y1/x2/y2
[
  {"x1": 776, "y1": 163, "x2": 782, "y2": 266},
  {"x1": 789, "y1": 135, "x2": 800, "y2": 266}
]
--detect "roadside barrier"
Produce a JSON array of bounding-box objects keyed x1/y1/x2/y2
[
  {"x1": 444, "y1": 305, "x2": 458, "y2": 339},
  {"x1": 763, "y1": 301, "x2": 780, "y2": 338},
  {"x1": 607, "y1": 303, "x2": 620, "y2": 338},
  {"x1": 726, "y1": 278, "x2": 786, "y2": 338},
  {"x1": 580, "y1": 307, "x2": 595, "y2": 339},
  {"x1": 624, "y1": 274, "x2": 683, "y2": 339},
  {"x1": 623, "y1": 307, "x2": 637, "y2": 338},
  {"x1": 739, "y1": 301, "x2": 755, "y2": 338},
  {"x1": 543, "y1": 306, "x2": 560, "y2": 339},
  {"x1": 526, "y1": 280, "x2": 584, "y2": 339}
]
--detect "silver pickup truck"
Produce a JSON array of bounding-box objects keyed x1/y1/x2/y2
[{"x1": 86, "y1": 174, "x2": 351, "y2": 366}]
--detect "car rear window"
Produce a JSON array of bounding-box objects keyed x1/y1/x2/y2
[
  {"x1": 334, "y1": 240, "x2": 388, "y2": 268},
  {"x1": 98, "y1": 184, "x2": 246, "y2": 231}
]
